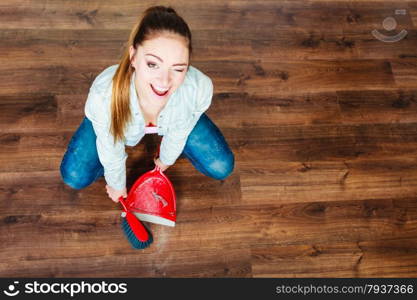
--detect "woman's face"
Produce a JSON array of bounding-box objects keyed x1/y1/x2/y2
[{"x1": 130, "y1": 32, "x2": 189, "y2": 103}]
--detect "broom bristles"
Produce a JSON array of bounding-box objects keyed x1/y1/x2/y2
[{"x1": 121, "y1": 211, "x2": 153, "y2": 249}]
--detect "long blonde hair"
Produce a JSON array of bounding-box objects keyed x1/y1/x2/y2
[{"x1": 110, "y1": 6, "x2": 192, "y2": 143}]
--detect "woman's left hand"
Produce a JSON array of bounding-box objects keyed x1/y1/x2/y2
[{"x1": 154, "y1": 157, "x2": 170, "y2": 172}]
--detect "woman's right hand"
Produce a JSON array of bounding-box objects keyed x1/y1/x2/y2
[{"x1": 105, "y1": 185, "x2": 127, "y2": 203}]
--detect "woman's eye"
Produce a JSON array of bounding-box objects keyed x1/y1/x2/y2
[
  {"x1": 147, "y1": 62, "x2": 157, "y2": 69},
  {"x1": 174, "y1": 69, "x2": 185, "y2": 73}
]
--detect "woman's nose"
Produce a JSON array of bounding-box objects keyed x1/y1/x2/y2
[{"x1": 157, "y1": 71, "x2": 170, "y2": 87}]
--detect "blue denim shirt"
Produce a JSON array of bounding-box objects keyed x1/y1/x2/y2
[{"x1": 84, "y1": 64, "x2": 213, "y2": 190}]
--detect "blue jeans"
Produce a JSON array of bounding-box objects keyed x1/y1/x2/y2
[{"x1": 60, "y1": 114, "x2": 234, "y2": 190}]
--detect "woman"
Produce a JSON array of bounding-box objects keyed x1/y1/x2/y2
[{"x1": 60, "y1": 6, "x2": 234, "y2": 202}]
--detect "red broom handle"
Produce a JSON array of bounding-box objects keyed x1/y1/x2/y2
[{"x1": 119, "y1": 197, "x2": 149, "y2": 242}]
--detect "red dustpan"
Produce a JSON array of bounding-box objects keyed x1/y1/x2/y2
[{"x1": 125, "y1": 166, "x2": 176, "y2": 227}]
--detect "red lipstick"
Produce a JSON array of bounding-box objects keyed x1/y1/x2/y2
[{"x1": 151, "y1": 84, "x2": 169, "y2": 97}]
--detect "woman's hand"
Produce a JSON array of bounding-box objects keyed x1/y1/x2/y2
[
  {"x1": 105, "y1": 185, "x2": 127, "y2": 203},
  {"x1": 154, "y1": 157, "x2": 170, "y2": 172}
]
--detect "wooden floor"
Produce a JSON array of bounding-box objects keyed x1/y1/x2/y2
[{"x1": 1, "y1": 0, "x2": 417, "y2": 277}]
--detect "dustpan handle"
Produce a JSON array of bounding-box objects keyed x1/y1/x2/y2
[
  {"x1": 118, "y1": 197, "x2": 128, "y2": 212},
  {"x1": 154, "y1": 165, "x2": 164, "y2": 173}
]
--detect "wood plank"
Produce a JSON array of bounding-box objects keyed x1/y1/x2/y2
[
  {"x1": 209, "y1": 91, "x2": 341, "y2": 128},
  {"x1": 251, "y1": 238, "x2": 417, "y2": 277},
  {"x1": 0, "y1": 59, "x2": 396, "y2": 101},
  {"x1": 0, "y1": 1, "x2": 413, "y2": 31},
  {"x1": 0, "y1": 94, "x2": 59, "y2": 133},
  {"x1": 195, "y1": 29, "x2": 417, "y2": 61},
  {"x1": 2, "y1": 120, "x2": 417, "y2": 209},
  {"x1": 336, "y1": 89, "x2": 417, "y2": 124},
  {"x1": 0, "y1": 243, "x2": 251, "y2": 277},
  {"x1": 3, "y1": 154, "x2": 416, "y2": 212},
  {"x1": 239, "y1": 157, "x2": 417, "y2": 205},
  {"x1": 0, "y1": 64, "x2": 106, "y2": 96},
  {"x1": 210, "y1": 89, "x2": 417, "y2": 129},
  {"x1": 0, "y1": 170, "x2": 241, "y2": 215},
  {"x1": 201, "y1": 59, "x2": 396, "y2": 96},
  {"x1": 3, "y1": 89, "x2": 417, "y2": 135},
  {"x1": 0, "y1": 132, "x2": 68, "y2": 172},
  {"x1": 391, "y1": 58, "x2": 417, "y2": 88},
  {"x1": 4, "y1": 122, "x2": 417, "y2": 165},
  {"x1": 1, "y1": 197, "x2": 416, "y2": 266},
  {"x1": 2, "y1": 28, "x2": 417, "y2": 63},
  {"x1": 226, "y1": 123, "x2": 417, "y2": 159},
  {"x1": 0, "y1": 29, "x2": 128, "y2": 64}
]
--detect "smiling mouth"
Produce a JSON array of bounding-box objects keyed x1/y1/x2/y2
[{"x1": 151, "y1": 84, "x2": 169, "y2": 97}]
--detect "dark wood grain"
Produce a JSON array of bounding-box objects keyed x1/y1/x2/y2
[
  {"x1": 251, "y1": 238, "x2": 417, "y2": 277},
  {"x1": 1, "y1": 0, "x2": 417, "y2": 277}
]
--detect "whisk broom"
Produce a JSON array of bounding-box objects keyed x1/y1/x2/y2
[{"x1": 118, "y1": 196, "x2": 153, "y2": 249}]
